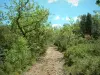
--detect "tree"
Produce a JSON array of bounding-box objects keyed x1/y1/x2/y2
[
  {"x1": 0, "y1": 0, "x2": 51, "y2": 74},
  {"x1": 80, "y1": 14, "x2": 87, "y2": 36},
  {"x1": 5, "y1": 0, "x2": 49, "y2": 38},
  {"x1": 96, "y1": 0, "x2": 100, "y2": 6},
  {"x1": 4, "y1": 0, "x2": 50, "y2": 57},
  {"x1": 86, "y1": 13, "x2": 92, "y2": 35},
  {"x1": 92, "y1": 14, "x2": 100, "y2": 39},
  {"x1": 79, "y1": 13, "x2": 92, "y2": 37}
]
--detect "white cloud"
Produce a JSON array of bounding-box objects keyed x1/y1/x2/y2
[
  {"x1": 48, "y1": 0, "x2": 57, "y2": 3},
  {"x1": 66, "y1": 17, "x2": 70, "y2": 21},
  {"x1": 73, "y1": 16, "x2": 81, "y2": 21},
  {"x1": 55, "y1": 16, "x2": 60, "y2": 20},
  {"x1": 73, "y1": 16, "x2": 78, "y2": 21},
  {"x1": 66, "y1": 16, "x2": 79, "y2": 23},
  {"x1": 67, "y1": 0, "x2": 79, "y2": 6},
  {"x1": 52, "y1": 24, "x2": 62, "y2": 28}
]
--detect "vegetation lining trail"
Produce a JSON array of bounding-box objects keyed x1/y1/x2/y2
[{"x1": 24, "y1": 46, "x2": 65, "y2": 75}]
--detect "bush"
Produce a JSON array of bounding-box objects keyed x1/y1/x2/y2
[
  {"x1": 0, "y1": 69, "x2": 7, "y2": 75},
  {"x1": 4, "y1": 36, "x2": 32, "y2": 75},
  {"x1": 54, "y1": 25, "x2": 75, "y2": 52},
  {"x1": 64, "y1": 40, "x2": 100, "y2": 75}
]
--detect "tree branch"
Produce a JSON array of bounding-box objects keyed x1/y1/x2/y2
[
  {"x1": 25, "y1": 13, "x2": 49, "y2": 34},
  {"x1": 16, "y1": 0, "x2": 29, "y2": 37}
]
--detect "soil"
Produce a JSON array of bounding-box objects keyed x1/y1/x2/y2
[{"x1": 24, "y1": 46, "x2": 65, "y2": 75}]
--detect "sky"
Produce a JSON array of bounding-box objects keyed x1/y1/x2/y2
[{"x1": 0, "y1": 0, "x2": 100, "y2": 27}]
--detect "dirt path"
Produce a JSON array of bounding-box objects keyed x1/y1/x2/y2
[{"x1": 24, "y1": 46, "x2": 65, "y2": 75}]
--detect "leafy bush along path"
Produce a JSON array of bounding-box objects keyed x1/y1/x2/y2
[{"x1": 24, "y1": 46, "x2": 65, "y2": 75}]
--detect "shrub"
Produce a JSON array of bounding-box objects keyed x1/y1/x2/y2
[
  {"x1": 0, "y1": 69, "x2": 7, "y2": 75},
  {"x1": 4, "y1": 36, "x2": 32, "y2": 75},
  {"x1": 64, "y1": 40, "x2": 100, "y2": 75},
  {"x1": 54, "y1": 25, "x2": 75, "y2": 52}
]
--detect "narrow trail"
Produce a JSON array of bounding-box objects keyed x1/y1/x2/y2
[{"x1": 24, "y1": 46, "x2": 65, "y2": 75}]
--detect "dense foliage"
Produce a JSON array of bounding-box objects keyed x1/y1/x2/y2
[
  {"x1": 64, "y1": 39, "x2": 100, "y2": 75},
  {"x1": 0, "y1": 0, "x2": 100, "y2": 75},
  {"x1": 54, "y1": 13, "x2": 100, "y2": 75},
  {"x1": 79, "y1": 13, "x2": 100, "y2": 39},
  {"x1": 96, "y1": 0, "x2": 100, "y2": 6},
  {"x1": 0, "y1": 0, "x2": 53, "y2": 75}
]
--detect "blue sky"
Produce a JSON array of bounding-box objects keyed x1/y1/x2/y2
[
  {"x1": 33, "y1": 0, "x2": 100, "y2": 27},
  {"x1": 0, "y1": 0, "x2": 100, "y2": 27}
]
